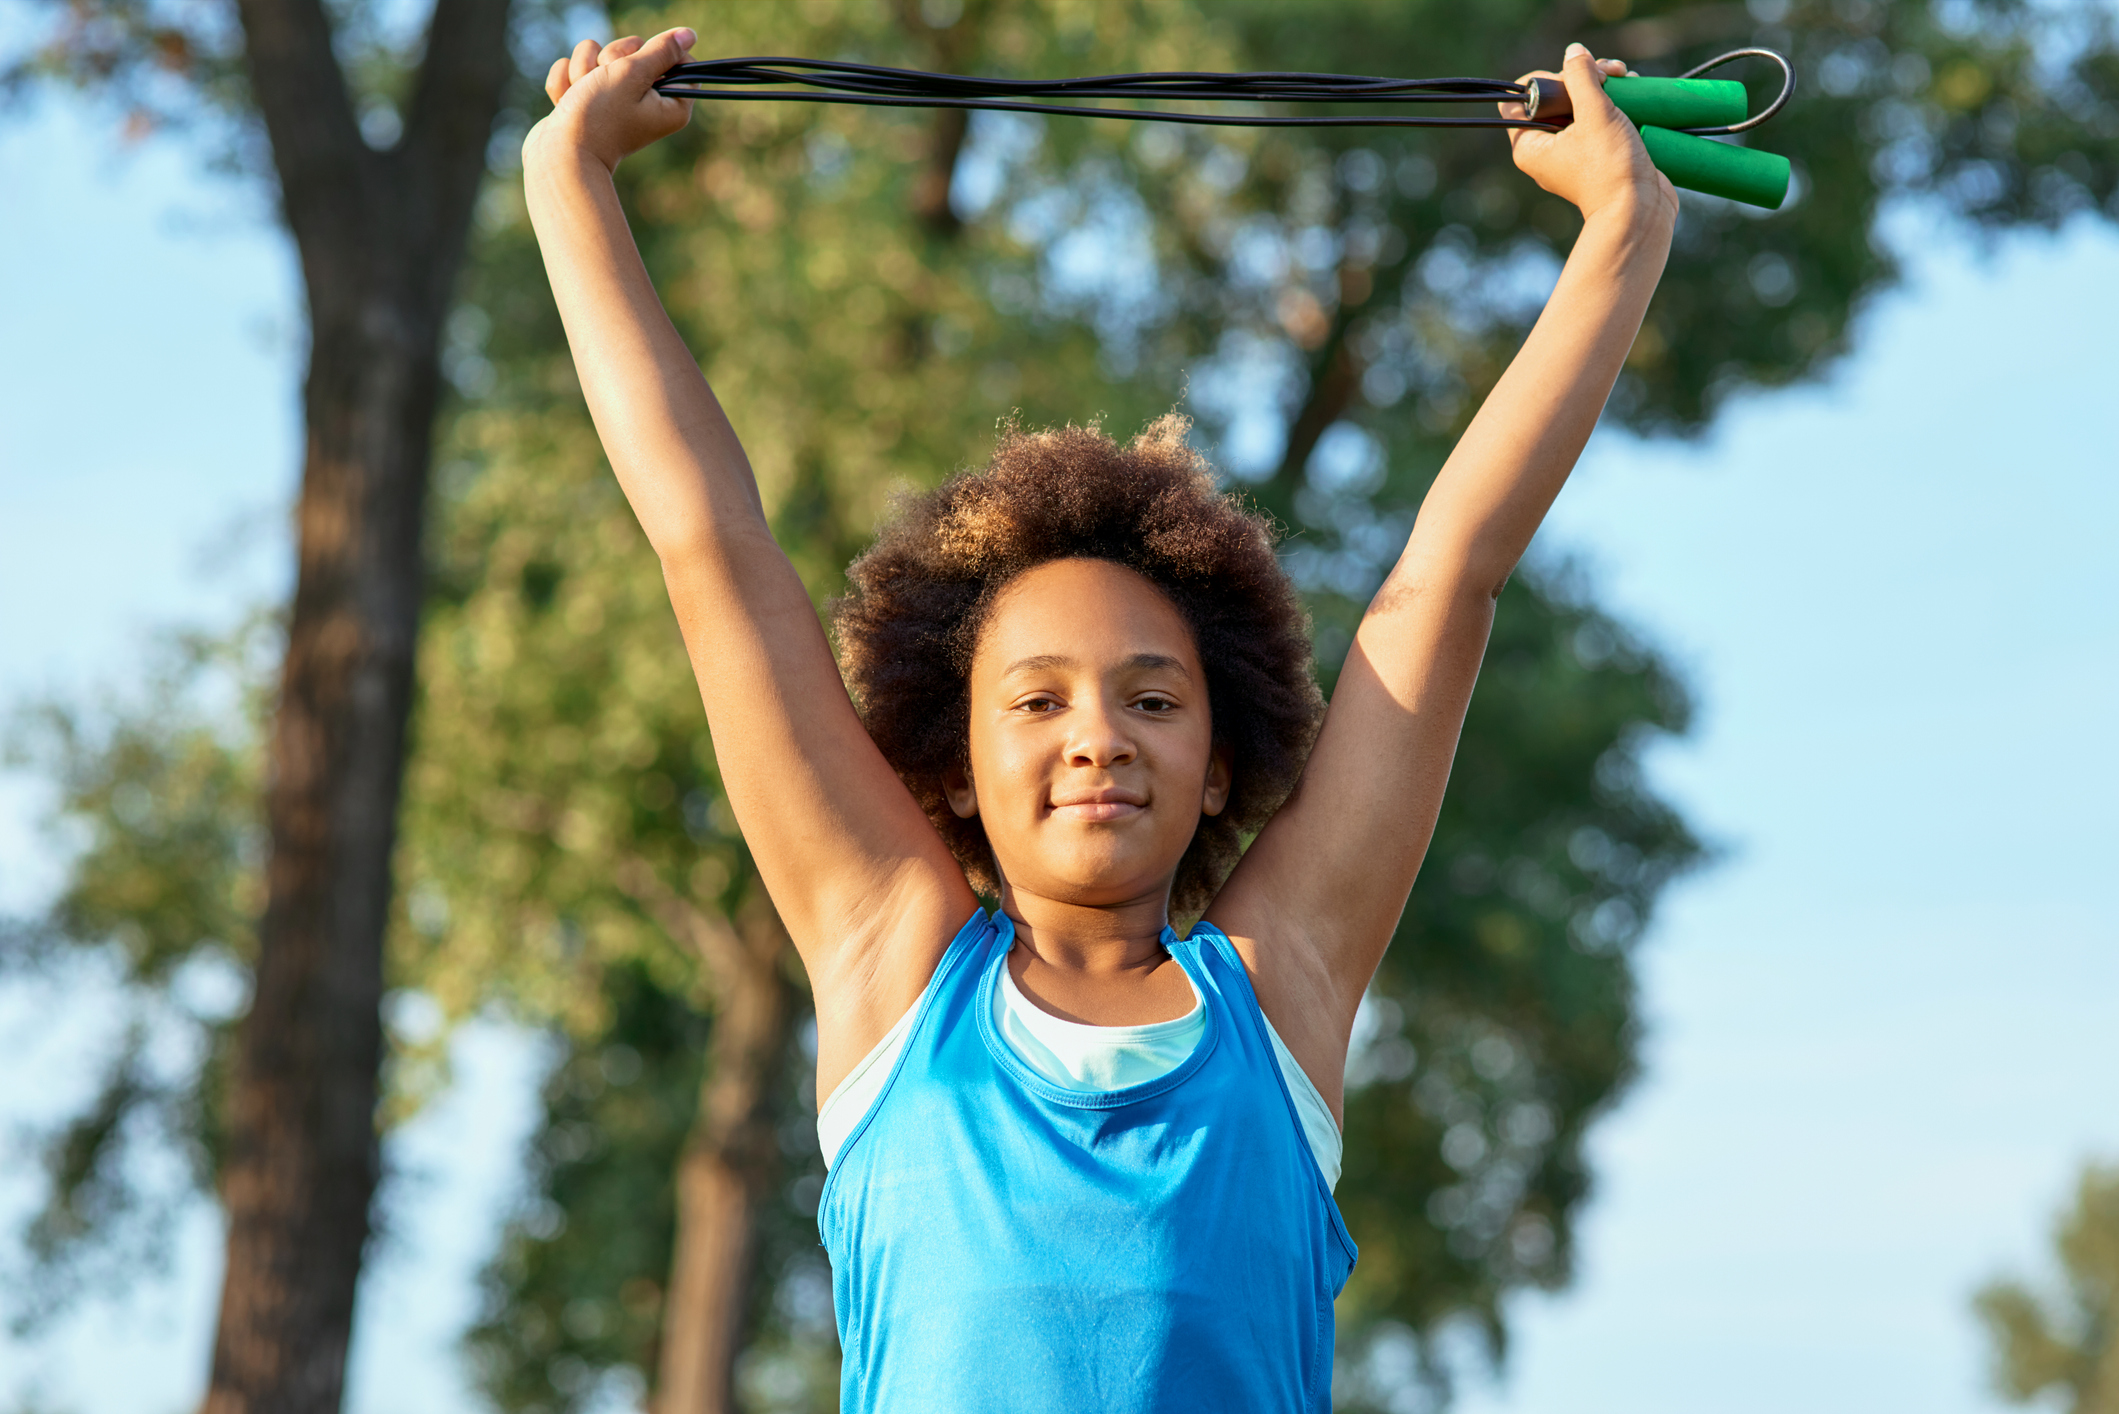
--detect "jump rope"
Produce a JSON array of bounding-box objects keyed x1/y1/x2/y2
[{"x1": 653, "y1": 48, "x2": 1797, "y2": 210}]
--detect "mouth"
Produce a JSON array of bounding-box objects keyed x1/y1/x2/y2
[{"x1": 1048, "y1": 788, "x2": 1147, "y2": 824}]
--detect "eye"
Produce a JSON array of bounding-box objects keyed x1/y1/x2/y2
[
  {"x1": 1017, "y1": 696, "x2": 1061, "y2": 714},
  {"x1": 1134, "y1": 694, "x2": 1178, "y2": 714}
]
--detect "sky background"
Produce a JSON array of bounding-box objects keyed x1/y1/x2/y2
[{"x1": 3, "y1": 76, "x2": 2116, "y2": 1414}]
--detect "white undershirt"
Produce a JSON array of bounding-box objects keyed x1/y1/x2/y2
[{"x1": 817, "y1": 956, "x2": 1343, "y2": 1190}]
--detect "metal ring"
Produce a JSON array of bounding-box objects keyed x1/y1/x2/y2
[{"x1": 1673, "y1": 47, "x2": 1796, "y2": 135}]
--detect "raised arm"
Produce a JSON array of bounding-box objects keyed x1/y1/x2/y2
[
  {"x1": 522, "y1": 32, "x2": 977, "y2": 1087},
  {"x1": 1214, "y1": 46, "x2": 1676, "y2": 1108}
]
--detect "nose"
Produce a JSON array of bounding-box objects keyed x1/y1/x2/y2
[{"x1": 1065, "y1": 693, "x2": 1136, "y2": 769}]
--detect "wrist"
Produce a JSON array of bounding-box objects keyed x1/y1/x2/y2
[
  {"x1": 1581, "y1": 185, "x2": 1675, "y2": 247},
  {"x1": 523, "y1": 114, "x2": 618, "y2": 184}
]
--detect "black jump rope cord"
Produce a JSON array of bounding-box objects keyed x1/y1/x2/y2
[{"x1": 651, "y1": 47, "x2": 1794, "y2": 137}]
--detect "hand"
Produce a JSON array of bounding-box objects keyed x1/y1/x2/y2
[
  {"x1": 1500, "y1": 44, "x2": 1677, "y2": 226},
  {"x1": 523, "y1": 28, "x2": 696, "y2": 174}
]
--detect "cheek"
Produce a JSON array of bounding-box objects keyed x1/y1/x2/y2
[
  {"x1": 1162, "y1": 721, "x2": 1217, "y2": 791},
  {"x1": 968, "y1": 721, "x2": 1045, "y2": 812}
]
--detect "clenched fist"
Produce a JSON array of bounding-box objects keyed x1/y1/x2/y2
[{"x1": 524, "y1": 27, "x2": 697, "y2": 175}]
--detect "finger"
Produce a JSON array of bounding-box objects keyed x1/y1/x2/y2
[
  {"x1": 602, "y1": 34, "x2": 644, "y2": 64},
  {"x1": 1506, "y1": 126, "x2": 1550, "y2": 161},
  {"x1": 637, "y1": 25, "x2": 698, "y2": 76},
  {"x1": 606, "y1": 25, "x2": 699, "y2": 97},
  {"x1": 1597, "y1": 57, "x2": 1626, "y2": 76},
  {"x1": 568, "y1": 38, "x2": 600, "y2": 86},
  {"x1": 545, "y1": 55, "x2": 569, "y2": 105},
  {"x1": 1558, "y1": 42, "x2": 1619, "y2": 123}
]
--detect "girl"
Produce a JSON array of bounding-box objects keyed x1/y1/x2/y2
[{"x1": 524, "y1": 27, "x2": 1673, "y2": 1412}]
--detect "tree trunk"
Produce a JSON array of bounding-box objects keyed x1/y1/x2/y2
[
  {"x1": 207, "y1": 280, "x2": 439, "y2": 1414},
  {"x1": 652, "y1": 893, "x2": 801, "y2": 1414},
  {"x1": 205, "y1": 2, "x2": 511, "y2": 1410}
]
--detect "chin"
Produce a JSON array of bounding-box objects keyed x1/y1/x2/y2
[{"x1": 1028, "y1": 857, "x2": 1175, "y2": 909}]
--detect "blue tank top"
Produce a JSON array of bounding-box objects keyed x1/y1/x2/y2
[{"x1": 818, "y1": 911, "x2": 1358, "y2": 1412}]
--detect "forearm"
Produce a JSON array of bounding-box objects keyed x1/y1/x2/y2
[
  {"x1": 1396, "y1": 198, "x2": 1672, "y2": 594},
  {"x1": 524, "y1": 141, "x2": 765, "y2": 558}
]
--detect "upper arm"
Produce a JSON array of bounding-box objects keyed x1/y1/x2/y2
[
  {"x1": 526, "y1": 156, "x2": 975, "y2": 1073},
  {"x1": 660, "y1": 530, "x2": 978, "y2": 1082},
  {"x1": 1211, "y1": 556, "x2": 1499, "y2": 1111},
  {"x1": 1209, "y1": 205, "x2": 1669, "y2": 1102}
]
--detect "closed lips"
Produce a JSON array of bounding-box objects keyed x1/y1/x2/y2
[{"x1": 1050, "y1": 790, "x2": 1144, "y2": 820}]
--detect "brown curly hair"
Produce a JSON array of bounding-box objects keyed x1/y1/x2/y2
[{"x1": 833, "y1": 415, "x2": 1324, "y2": 917}]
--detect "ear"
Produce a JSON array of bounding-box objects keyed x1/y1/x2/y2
[
  {"x1": 1201, "y1": 741, "x2": 1232, "y2": 818},
  {"x1": 943, "y1": 763, "x2": 980, "y2": 820}
]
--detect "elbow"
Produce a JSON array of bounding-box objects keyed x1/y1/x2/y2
[
  {"x1": 641, "y1": 488, "x2": 776, "y2": 567},
  {"x1": 1382, "y1": 537, "x2": 1523, "y2": 615},
  {"x1": 1449, "y1": 532, "x2": 1526, "y2": 604},
  {"x1": 654, "y1": 515, "x2": 783, "y2": 585}
]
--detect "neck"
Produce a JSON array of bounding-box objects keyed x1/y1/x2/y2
[{"x1": 998, "y1": 880, "x2": 1173, "y2": 977}]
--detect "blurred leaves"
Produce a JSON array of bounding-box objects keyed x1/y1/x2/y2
[
  {"x1": 1976, "y1": 1162, "x2": 2119, "y2": 1414},
  {"x1": 0, "y1": 617, "x2": 270, "y2": 1326},
  {"x1": 9, "y1": 0, "x2": 2119, "y2": 1408},
  {"x1": 463, "y1": 961, "x2": 706, "y2": 1413}
]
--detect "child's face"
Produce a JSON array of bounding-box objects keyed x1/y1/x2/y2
[{"x1": 947, "y1": 557, "x2": 1230, "y2": 913}]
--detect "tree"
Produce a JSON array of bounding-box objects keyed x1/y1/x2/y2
[
  {"x1": 1976, "y1": 1163, "x2": 2119, "y2": 1414},
  {"x1": 7, "y1": 0, "x2": 516, "y2": 1408},
  {"x1": 11, "y1": 1, "x2": 2119, "y2": 1411}
]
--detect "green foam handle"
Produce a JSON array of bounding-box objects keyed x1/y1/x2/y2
[
  {"x1": 1638, "y1": 125, "x2": 1791, "y2": 209},
  {"x1": 1601, "y1": 76, "x2": 1749, "y2": 130}
]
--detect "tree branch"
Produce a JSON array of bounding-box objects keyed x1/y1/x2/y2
[
  {"x1": 611, "y1": 853, "x2": 748, "y2": 987},
  {"x1": 399, "y1": 0, "x2": 513, "y2": 265},
  {"x1": 1271, "y1": 253, "x2": 1388, "y2": 492},
  {"x1": 232, "y1": 0, "x2": 368, "y2": 265},
  {"x1": 1274, "y1": 309, "x2": 1366, "y2": 490},
  {"x1": 894, "y1": 0, "x2": 989, "y2": 237}
]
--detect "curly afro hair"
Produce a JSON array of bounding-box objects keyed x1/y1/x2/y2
[{"x1": 833, "y1": 415, "x2": 1323, "y2": 918}]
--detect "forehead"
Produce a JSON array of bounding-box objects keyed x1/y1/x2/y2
[{"x1": 974, "y1": 558, "x2": 1198, "y2": 673}]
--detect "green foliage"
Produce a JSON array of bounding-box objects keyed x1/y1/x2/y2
[
  {"x1": 1, "y1": 620, "x2": 271, "y2": 1324},
  {"x1": 414, "y1": 2, "x2": 1698, "y2": 1404},
  {"x1": 461, "y1": 959, "x2": 837, "y2": 1414},
  {"x1": 464, "y1": 961, "x2": 708, "y2": 1413},
  {"x1": 1976, "y1": 1162, "x2": 2119, "y2": 1414},
  {"x1": 408, "y1": 8, "x2": 1234, "y2": 1406},
  {"x1": 12, "y1": 0, "x2": 2119, "y2": 1408}
]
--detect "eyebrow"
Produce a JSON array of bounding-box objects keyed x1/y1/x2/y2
[{"x1": 1000, "y1": 652, "x2": 1192, "y2": 680}]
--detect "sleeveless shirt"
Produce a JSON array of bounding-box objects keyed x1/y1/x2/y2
[
  {"x1": 817, "y1": 910, "x2": 1358, "y2": 1413},
  {"x1": 815, "y1": 938, "x2": 1344, "y2": 1187}
]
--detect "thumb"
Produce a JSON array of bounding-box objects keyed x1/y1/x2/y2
[
  {"x1": 1558, "y1": 42, "x2": 1619, "y2": 125},
  {"x1": 645, "y1": 25, "x2": 696, "y2": 75}
]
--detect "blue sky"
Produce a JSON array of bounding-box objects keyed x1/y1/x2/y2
[{"x1": 3, "y1": 86, "x2": 2115, "y2": 1414}]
